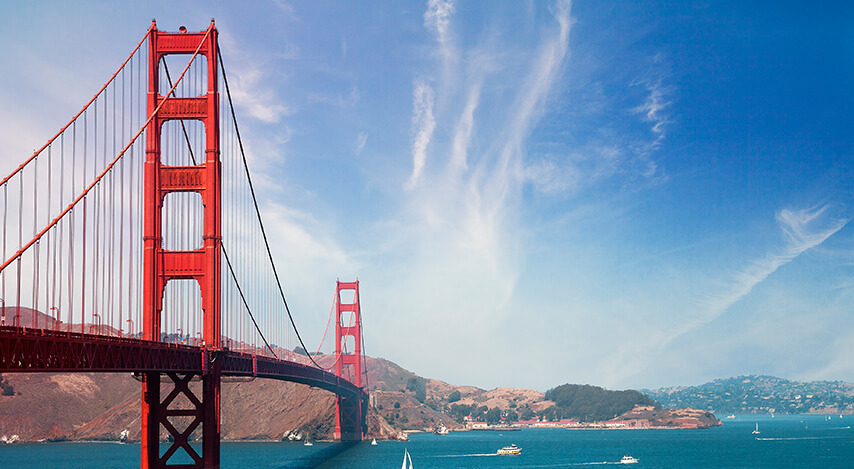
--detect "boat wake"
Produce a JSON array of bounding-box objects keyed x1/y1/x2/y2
[
  {"x1": 434, "y1": 453, "x2": 499, "y2": 457},
  {"x1": 755, "y1": 436, "x2": 847, "y2": 441},
  {"x1": 433, "y1": 456, "x2": 624, "y2": 466},
  {"x1": 571, "y1": 462, "x2": 623, "y2": 465}
]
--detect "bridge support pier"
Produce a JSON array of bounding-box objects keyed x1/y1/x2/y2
[
  {"x1": 334, "y1": 395, "x2": 368, "y2": 441},
  {"x1": 141, "y1": 370, "x2": 221, "y2": 469}
]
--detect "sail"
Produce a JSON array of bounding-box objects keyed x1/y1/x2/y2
[{"x1": 401, "y1": 448, "x2": 410, "y2": 469}]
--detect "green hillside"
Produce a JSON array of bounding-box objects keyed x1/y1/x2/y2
[{"x1": 543, "y1": 383, "x2": 658, "y2": 422}]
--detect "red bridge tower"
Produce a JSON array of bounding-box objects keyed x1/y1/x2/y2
[
  {"x1": 334, "y1": 279, "x2": 367, "y2": 440},
  {"x1": 141, "y1": 20, "x2": 222, "y2": 469}
]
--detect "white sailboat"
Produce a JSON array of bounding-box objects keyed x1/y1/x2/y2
[
  {"x1": 752, "y1": 423, "x2": 760, "y2": 435},
  {"x1": 401, "y1": 448, "x2": 413, "y2": 469}
]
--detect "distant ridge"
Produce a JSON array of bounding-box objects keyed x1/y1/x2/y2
[{"x1": 644, "y1": 375, "x2": 854, "y2": 415}]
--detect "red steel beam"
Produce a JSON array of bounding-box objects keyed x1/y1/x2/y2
[{"x1": 0, "y1": 326, "x2": 364, "y2": 401}]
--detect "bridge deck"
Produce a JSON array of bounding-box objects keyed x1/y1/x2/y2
[{"x1": 0, "y1": 326, "x2": 363, "y2": 401}]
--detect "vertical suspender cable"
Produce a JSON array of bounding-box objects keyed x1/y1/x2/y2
[{"x1": 218, "y1": 50, "x2": 320, "y2": 368}]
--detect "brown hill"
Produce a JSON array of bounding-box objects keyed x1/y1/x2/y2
[
  {"x1": 614, "y1": 405, "x2": 722, "y2": 429},
  {"x1": 0, "y1": 353, "x2": 719, "y2": 442},
  {"x1": 0, "y1": 372, "x2": 340, "y2": 442}
]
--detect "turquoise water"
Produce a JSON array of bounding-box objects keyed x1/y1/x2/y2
[{"x1": 1, "y1": 415, "x2": 852, "y2": 468}]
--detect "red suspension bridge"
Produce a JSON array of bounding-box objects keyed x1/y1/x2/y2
[{"x1": 0, "y1": 20, "x2": 368, "y2": 468}]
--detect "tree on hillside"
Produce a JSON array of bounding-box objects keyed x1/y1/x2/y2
[
  {"x1": 539, "y1": 405, "x2": 562, "y2": 422},
  {"x1": 520, "y1": 406, "x2": 536, "y2": 421},
  {"x1": 447, "y1": 390, "x2": 461, "y2": 403},
  {"x1": 485, "y1": 407, "x2": 502, "y2": 425},
  {"x1": 505, "y1": 409, "x2": 519, "y2": 422},
  {"x1": 0, "y1": 374, "x2": 13, "y2": 396},
  {"x1": 544, "y1": 383, "x2": 657, "y2": 422},
  {"x1": 406, "y1": 376, "x2": 427, "y2": 403},
  {"x1": 449, "y1": 403, "x2": 474, "y2": 423},
  {"x1": 470, "y1": 405, "x2": 488, "y2": 421}
]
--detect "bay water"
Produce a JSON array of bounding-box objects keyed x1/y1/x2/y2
[{"x1": 1, "y1": 414, "x2": 852, "y2": 468}]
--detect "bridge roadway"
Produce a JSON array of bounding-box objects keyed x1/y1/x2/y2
[{"x1": 0, "y1": 326, "x2": 364, "y2": 401}]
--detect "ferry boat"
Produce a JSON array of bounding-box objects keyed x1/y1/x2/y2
[
  {"x1": 620, "y1": 455, "x2": 639, "y2": 464},
  {"x1": 726, "y1": 414, "x2": 736, "y2": 419},
  {"x1": 497, "y1": 444, "x2": 522, "y2": 455}
]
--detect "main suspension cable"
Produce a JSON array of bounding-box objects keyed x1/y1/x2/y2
[
  {"x1": 164, "y1": 60, "x2": 278, "y2": 358},
  {"x1": 0, "y1": 26, "x2": 153, "y2": 188},
  {"x1": 0, "y1": 25, "x2": 212, "y2": 274},
  {"x1": 222, "y1": 245, "x2": 278, "y2": 358},
  {"x1": 218, "y1": 48, "x2": 321, "y2": 369}
]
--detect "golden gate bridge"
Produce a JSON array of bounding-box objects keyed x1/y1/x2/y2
[{"x1": 0, "y1": 20, "x2": 367, "y2": 469}]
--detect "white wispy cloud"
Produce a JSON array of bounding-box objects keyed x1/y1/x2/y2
[
  {"x1": 522, "y1": 49, "x2": 671, "y2": 198},
  {"x1": 225, "y1": 67, "x2": 290, "y2": 123},
  {"x1": 370, "y1": 1, "x2": 575, "y2": 387},
  {"x1": 424, "y1": 0, "x2": 455, "y2": 44},
  {"x1": 219, "y1": 36, "x2": 291, "y2": 124},
  {"x1": 272, "y1": 0, "x2": 299, "y2": 21},
  {"x1": 262, "y1": 201, "x2": 356, "y2": 313},
  {"x1": 671, "y1": 203, "x2": 848, "y2": 344},
  {"x1": 424, "y1": 0, "x2": 458, "y2": 82},
  {"x1": 633, "y1": 79, "x2": 670, "y2": 135},
  {"x1": 406, "y1": 79, "x2": 436, "y2": 190},
  {"x1": 523, "y1": 145, "x2": 620, "y2": 195},
  {"x1": 448, "y1": 82, "x2": 480, "y2": 174},
  {"x1": 630, "y1": 55, "x2": 672, "y2": 164},
  {"x1": 355, "y1": 132, "x2": 368, "y2": 155}
]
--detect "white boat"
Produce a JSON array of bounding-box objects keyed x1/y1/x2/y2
[
  {"x1": 371, "y1": 438, "x2": 377, "y2": 445},
  {"x1": 752, "y1": 423, "x2": 760, "y2": 435},
  {"x1": 620, "y1": 455, "x2": 639, "y2": 464},
  {"x1": 304, "y1": 439, "x2": 313, "y2": 446},
  {"x1": 497, "y1": 444, "x2": 522, "y2": 455},
  {"x1": 401, "y1": 448, "x2": 413, "y2": 469},
  {"x1": 432, "y1": 423, "x2": 449, "y2": 435},
  {"x1": 726, "y1": 414, "x2": 736, "y2": 419}
]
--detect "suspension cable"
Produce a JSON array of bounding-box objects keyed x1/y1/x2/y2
[
  {"x1": 218, "y1": 48, "x2": 321, "y2": 369},
  {"x1": 312, "y1": 290, "x2": 337, "y2": 360},
  {"x1": 0, "y1": 26, "x2": 153, "y2": 187},
  {"x1": 0, "y1": 25, "x2": 213, "y2": 274},
  {"x1": 222, "y1": 245, "x2": 278, "y2": 358},
  {"x1": 162, "y1": 63, "x2": 197, "y2": 165},
  {"x1": 165, "y1": 60, "x2": 278, "y2": 357}
]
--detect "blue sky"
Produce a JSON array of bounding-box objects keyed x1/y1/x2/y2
[{"x1": 1, "y1": 1, "x2": 852, "y2": 391}]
